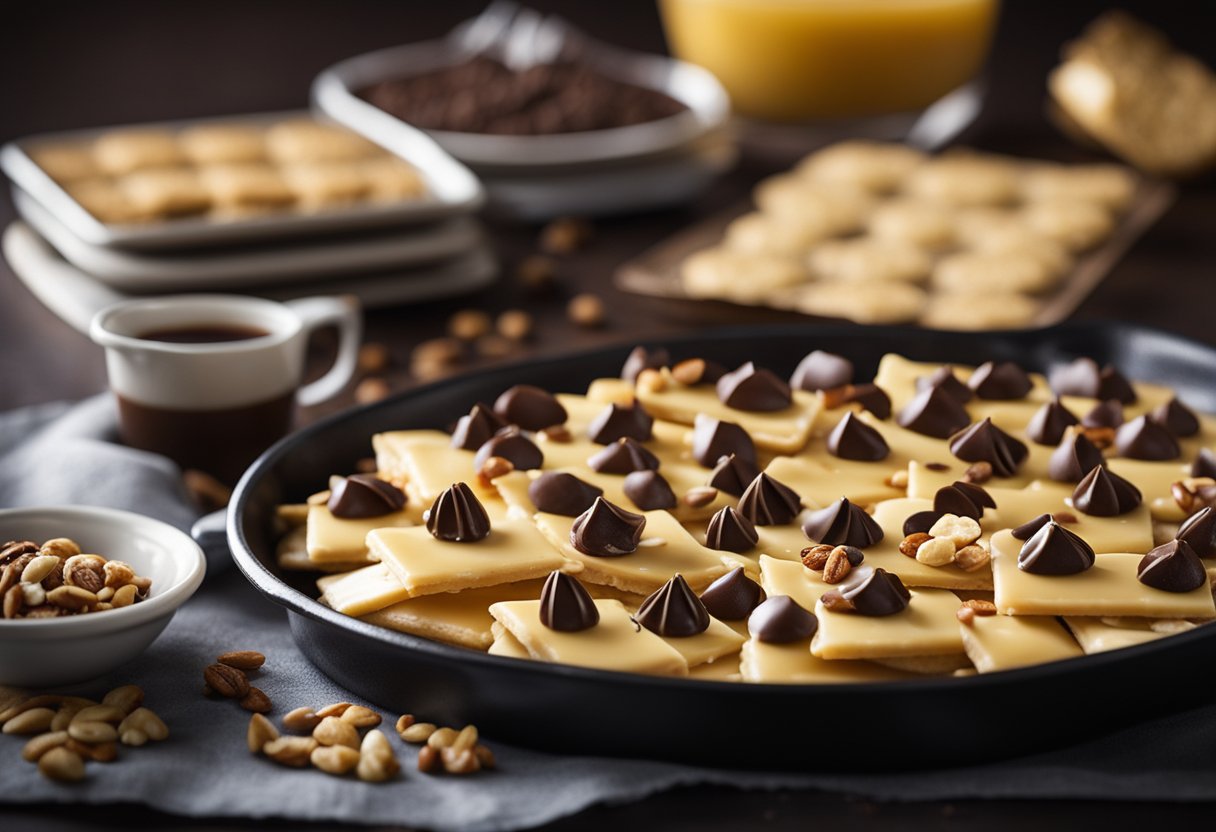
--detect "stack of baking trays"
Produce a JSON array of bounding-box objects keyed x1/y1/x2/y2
[{"x1": 0, "y1": 111, "x2": 491, "y2": 333}]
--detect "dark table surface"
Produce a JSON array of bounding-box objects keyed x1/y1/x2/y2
[{"x1": 2, "y1": 1, "x2": 1215, "y2": 829}]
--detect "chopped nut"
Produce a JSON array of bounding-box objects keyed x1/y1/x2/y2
[
  {"x1": 340, "y1": 705, "x2": 381, "y2": 729},
  {"x1": 263, "y1": 736, "x2": 318, "y2": 767},
  {"x1": 417, "y1": 744, "x2": 441, "y2": 772},
  {"x1": 400, "y1": 722, "x2": 437, "y2": 743},
  {"x1": 449, "y1": 309, "x2": 493, "y2": 341},
  {"x1": 900, "y1": 533, "x2": 933, "y2": 559},
  {"x1": 567, "y1": 293, "x2": 605, "y2": 328},
  {"x1": 1052, "y1": 511, "x2": 1079, "y2": 525},
  {"x1": 885, "y1": 469, "x2": 910, "y2": 489},
  {"x1": 1081, "y1": 426, "x2": 1116, "y2": 449},
  {"x1": 515, "y1": 254, "x2": 557, "y2": 291},
  {"x1": 540, "y1": 217, "x2": 592, "y2": 254},
  {"x1": 539, "y1": 425, "x2": 572, "y2": 443},
  {"x1": 496, "y1": 309, "x2": 533, "y2": 341},
  {"x1": 283, "y1": 707, "x2": 322, "y2": 733},
  {"x1": 247, "y1": 713, "x2": 279, "y2": 753},
  {"x1": 239, "y1": 687, "x2": 272, "y2": 714},
  {"x1": 38, "y1": 746, "x2": 85, "y2": 782},
  {"x1": 955, "y1": 544, "x2": 992, "y2": 572},
  {"x1": 682, "y1": 487, "x2": 718, "y2": 509},
  {"x1": 477, "y1": 455, "x2": 515, "y2": 487},
  {"x1": 821, "y1": 547, "x2": 856, "y2": 584},
  {"x1": 354, "y1": 377, "x2": 392, "y2": 404},
  {"x1": 927, "y1": 514, "x2": 982, "y2": 548},
  {"x1": 635, "y1": 368, "x2": 666, "y2": 394},
  {"x1": 819, "y1": 385, "x2": 854, "y2": 410},
  {"x1": 357, "y1": 342, "x2": 391, "y2": 374},
  {"x1": 671, "y1": 359, "x2": 707, "y2": 386},
  {"x1": 21, "y1": 582, "x2": 46, "y2": 608},
  {"x1": 202, "y1": 663, "x2": 249, "y2": 699},
  {"x1": 820, "y1": 590, "x2": 854, "y2": 613},
  {"x1": 800, "y1": 544, "x2": 835, "y2": 571},
  {"x1": 957, "y1": 606, "x2": 976, "y2": 625},
  {"x1": 962, "y1": 599, "x2": 998, "y2": 615},
  {"x1": 915, "y1": 537, "x2": 958, "y2": 567},
  {"x1": 963, "y1": 461, "x2": 993, "y2": 485},
  {"x1": 218, "y1": 650, "x2": 266, "y2": 671},
  {"x1": 311, "y1": 744, "x2": 361, "y2": 776}
]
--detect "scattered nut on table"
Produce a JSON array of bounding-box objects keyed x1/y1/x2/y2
[{"x1": 567, "y1": 293, "x2": 606, "y2": 328}]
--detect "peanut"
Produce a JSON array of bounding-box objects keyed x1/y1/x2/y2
[
  {"x1": 313, "y1": 716, "x2": 360, "y2": 749},
  {"x1": 68, "y1": 721, "x2": 117, "y2": 744},
  {"x1": 400, "y1": 722, "x2": 437, "y2": 743},
  {"x1": 120, "y1": 729, "x2": 148, "y2": 747},
  {"x1": 339, "y1": 705, "x2": 381, "y2": 728},
  {"x1": 38, "y1": 746, "x2": 85, "y2": 782},
  {"x1": 427, "y1": 727, "x2": 459, "y2": 749},
  {"x1": 111, "y1": 584, "x2": 138, "y2": 608},
  {"x1": 315, "y1": 702, "x2": 353, "y2": 719},
  {"x1": 118, "y1": 708, "x2": 168, "y2": 742},
  {"x1": 394, "y1": 714, "x2": 415, "y2": 735},
  {"x1": 417, "y1": 744, "x2": 441, "y2": 772},
  {"x1": 441, "y1": 746, "x2": 481, "y2": 775},
  {"x1": 3, "y1": 707, "x2": 55, "y2": 735},
  {"x1": 247, "y1": 713, "x2": 279, "y2": 753},
  {"x1": 101, "y1": 685, "x2": 144, "y2": 715},
  {"x1": 928, "y1": 514, "x2": 982, "y2": 548},
  {"x1": 72, "y1": 705, "x2": 124, "y2": 725},
  {"x1": 263, "y1": 736, "x2": 317, "y2": 767},
  {"x1": 671, "y1": 359, "x2": 707, "y2": 386},
  {"x1": 955, "y1": 544, "x2": 992, "y2": 573},
  {"x1": 915, "y1": 537, "x2": 957, "y2": 567},
  {"x1": 311, "y1": 744, "x2": 361, "y2": 776},
  {"x1": 20, "y1": 555, "x2": 59, "y2": 585},
  {"x1": 355, "y1": 729, "x2": 398, "y2": 782},
  {"x1": 283, "y1": 706, "x2": 322, "y2": 733},
  {"x1": 39, "y1": 538, "x2": 80, "y2": 559},
  {"x1": 21, "y1": 730, "x2": 69, "y2": 762}
]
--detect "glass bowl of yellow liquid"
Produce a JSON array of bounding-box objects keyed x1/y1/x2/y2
[{"x1": 660, "y1": 0, "x2": 999, "y2": 124}]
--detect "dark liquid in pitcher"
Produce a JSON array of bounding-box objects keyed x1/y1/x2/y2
[
  {"x1": 137, "y1": 324, "x2": 270, "y2": 344},
  {"x1": 117, "y1": 392, "x2": 294, "y2": 486}
]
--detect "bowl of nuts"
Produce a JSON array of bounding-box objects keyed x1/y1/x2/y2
[{"x1": 0, "y1": 506, "x2": 206, "y2": 687}]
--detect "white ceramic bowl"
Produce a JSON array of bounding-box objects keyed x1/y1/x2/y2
[{"x1": 0, "y1": 506, "x2": 206, "y2": 687}]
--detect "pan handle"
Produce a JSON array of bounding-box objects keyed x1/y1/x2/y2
[{"x1": 190, "y1": 509, "x2": 232, "y2": 576}]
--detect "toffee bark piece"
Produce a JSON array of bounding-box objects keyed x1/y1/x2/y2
[
  {"x1": 1027, "y1": 398, "x2": 1080, "y2": 446},
  {"x1": 691, "y1": 414, "x2": 757, "y2": 467},
  {"x1": 917, "y1": 366, "x2": 973, "y2": 403},
  {"x1": 716, "y1": 362, "x2": 792, "y2": 412},
  {"x1": 569, "y1": 497, "x2": 646, "y2": 556},
  {"x1": 538, "y1": 571, "x2": 599, "y2": 632},
  {"x1": 1082, "y1": 400, "x2": 1124, "y2": 429},
  {"x1": 790, "y1": 350, "x2": 854, "y2": 392},
  {"x1": 636, "y1": 574, "x2": 711, "y2": 637},
  {"x1": 1137, "y1": 540, "x2": 1207, "y2": 593},
  {"x1": 1115, "y1": 415, "x2": 1181, "y2": 461},
  {"x1": 1050, "y1": 358, "x2": 1137, "y2": 403},
  {"x1": 840, "y1": 568, "x2": 911, "y2": 616},
  {"x1": 622, "y1": 470, "x2": 677, "y2": 511},
  {"x1": 426, "y1": 482, "x2": 491, "y2": 543},
  {"x1": 706, "y1": 453, "x2": 760, "y2": 497},
  {"x1": 1048, "y1": 432, "x2": 1107, "y2": 482},
  {"x1": 802, "y1": 498, "x2": 884, "y2": 548},
  {"x1": 450, "y1": 403, "x2": 506, "y2": 451},
  {"x1": 1011, "y1": 513, "x2": 1053, "y2": 541},
  {"x1": 700, "y1": 566, "x2": 766, "y2": 621},
  {"x1": 474, "y1": 428, "x2": 544, "y2": 471},
  {"x1": 1071, "y1": 466, "x2": 1143, "y2": 517},
  {"x1": 587, "y1": 402, "x2": 654, "y2": 445},
  {"x1": 737, "y1": 473, "x2": 803, "y2": 526},
  {"x1": 843, "y1": 383, "x2": 893, "y2": 420},
  {"x1": 827, "y1": 412, "x2": 890, "y2": 462},
  {"x1": 1151, "y1": 397, "x2": 1200, "y2": 438},
  {"x1": 704, "y1": 506, "x2": 758, "y2": 553},
  {"x1": 1017, "y1": 521, "x2": 1095, "y2": 575},
  {"x1": 327, "y1": 474, "x2": 406, "y2": 519},
  {"x1": 493, "y1": 385, "x2": 568, "y2": 431},
  {"x1": 948, "y1": 418, "x2": 1029, "y2": 478},
  {"x1": 528, "y1": 472, "x2": 603, "y2": 517},
  {"x1": 1176, "y1": 507, "x2": 1216, "y2": 558},
  {"x1": 897, "y1": 385, "x2": 971, "y2": 439},
  {"x1": 587, "y1": 438, "x2": 660, "y2": 474},
  {"x1": 747, "y1": 595, "x2": 818, "y2": 643},
  {"x1": 620, "y1": 346, "x2": 671, "y2": 383},
  {"x1": 1193, "y1": 448, "x2": 1216, "y2": 479},
  {"x1": 967, "y1": 361, "x2": 1033, "y2": 400}
]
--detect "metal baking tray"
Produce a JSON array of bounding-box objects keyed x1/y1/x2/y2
[
  {"x1": 0, "y1": 110, "x2": 485, "y2": 252},
  {"x1": 221, "y1": 323, "x2": 1216, "y2": 770}
]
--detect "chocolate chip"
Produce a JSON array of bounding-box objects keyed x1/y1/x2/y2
[
  {"x1": 622, "y1": 470, "x2": 677, "y2": 511},
  {"x1": 493, "y1": 385, "x2": 567, "y2": 431},
  {"x1": 903, "y1": 510, "x2": 941, "y2": 536},
  {"x1": 1051, "y1": 358, "x2": 1137, "y2": 403},
  {"x1": 426, "y1": 482, "x2": 491, "y2": 543},
  {"x1": 327, "y1": 474, "x2": 406, "y2": 519},
  {"x1": 802, "y1": 497, "x2": 884, "y2": 548},
  {"x1": 1151, "y1": 398, "x2": 1200, "y2": 438},
  {"x1": 897, "y1": 386, "x2": 971, "y2": 439},
  {"x1": 1137, "y1": 539, "x2": 1207, "y2": 593},
  {"x1": 826, "y1": 412, "x2": 889, "y2": 462},
  {"x1": 450, "y1": 402, "x2": 506, "y2": 451},
  {"x1": 1011, "y1": 513, "x2": 1053, "y2": 541},
  {"x1": 1115, "y1": 415, "x2": 1180, "y2": 461},
  {"x1": 747, "y1": 596, "x2": 818, "y2": 643},
  {"x1": 1177, "y1": 507, "x2": 1216, "y2": 558},
  {"x1": 716, "y1": 362, "x2": 792, "y2": 412},
  {"x1": 1026, "y1": 397, "x2": 1079, "y2": 446},
  {"x1": 706, "y1": 453, "x2": 760, "y2": 497},
  {"x1": 636, "y1": 574, "x2": 710, "y2": 637},
  {"x1": 587, "y1": 401, "x2": 654, "y2": 445},
  {"x1": 917, "y1": 366, "x2": 973, "y2": 403},
  {"x1": 699, "y1": 566, "x2": 765, "y2": 621},
  {"x1": 933, "y1": 481, "x2": 995, "y2": 519},
  {"x1": 948, "y1": 418, "x2": 1028, "y2": 478},
  {"x1": 569, "y1": 497, "x2": 645, "y2": 557},
  {"x1": 1082, "y1": 399, "x2": 1124, "y2": 429},
  {"x1": 1096, "y1": 365, "x2": 1137, "y2": 404},
  {"x1": 691, "y1": 414, "x2": 757, "y2": 467},
  {"x1": 967, "y1": 361, "x2": 1033, "y2": 400},
  {"x1": 789, "y1": 350, "x2": 853, "y2": 392},
  {"x1": 539, "y1": 571, "x2": 599, "y2": 632},
  {"x1": 737, "y1": 473, "x2": 802, "y2": 526},
  {"x1": 587, "y1": 437, "x2": 660, "y2": 474},
  {"x1": 1048, "y1": 431, "x2": 1106, "y2": 482},
  {"x1": 528, "y1": 472, "x2": 603, "y2": 516},
  {"x1": 704, "y1": 506, "x2": 758, "y2": 553},
  {"x1": 1071, "y1": 465, "x2": 1142, "y2": 517},
  {"x1": 620, "y1": 346, "x2": 670, "y2": 383},
  {"x1": 843, "y1": 383, "x2": 893, "y2": 420},
  {"x1": 474, "y1": 428, "x2": 543, "y2": 471},
  {"x1": 1017, "y1": 521, "x2": 1095, "y2": 575},
  {"x1": 1193, "y1": 448, "x2": 1216, "y2": 479},
  {"x1": 840, "y1": 568, "x2": 911, "y2": 616}
]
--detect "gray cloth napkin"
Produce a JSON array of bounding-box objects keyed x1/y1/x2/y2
[{"x1": 2, "y1": 396, "x2": 1216, "y2": 831}]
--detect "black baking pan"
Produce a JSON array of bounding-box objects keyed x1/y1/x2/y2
[{"x1": 223, "y1": 322, "x2": 1216, "y2": 770}]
